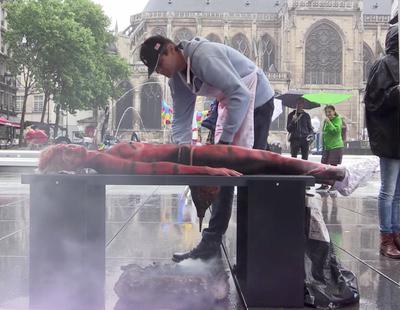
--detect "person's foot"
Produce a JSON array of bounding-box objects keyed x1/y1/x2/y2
[
  {"x1": 394, "y1": 232, "x2": 400, "y2": 251},
  {"x1": 380, "y1": 232, "x2": 400, "y2": 259},
  {"x1": 316, "y1": 184, "x2": 329, "y2": 192},
  {"x1": 172, "y1": 239, "x2": 221, "y2": 262},
  {"x1": 333, "y1": 157, "x2": 379, "y2": 196},
  {"x1": 328, "y1": 187, "x2": 337, "y2": 194}
]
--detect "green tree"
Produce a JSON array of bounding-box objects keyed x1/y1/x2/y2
[{"x1": 5, "y1": 0, "x2": 130, "y2": 144}]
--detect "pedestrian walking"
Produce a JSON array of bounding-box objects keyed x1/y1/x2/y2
[{"x1": 286, "y1": 99, "x2": 314, "y2": 160}]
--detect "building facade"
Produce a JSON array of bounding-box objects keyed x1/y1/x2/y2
[
  {"x1": 0, "y1": 1, "x2": 18, "y2": 143},
  {"x1": 114, "y1": 0, "x2": 393, "y2": 146}
]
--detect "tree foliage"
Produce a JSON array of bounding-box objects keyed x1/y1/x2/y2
[{"x1": 5, "y1": 0, "x2": 130, "y2": 121}]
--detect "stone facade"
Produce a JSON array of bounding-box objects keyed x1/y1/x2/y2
[
  {"x1": 0, "y1": 1, "x2": 18, "y2": 142},
  {"x1": 114, "y1": 0, "x2": 393, "y2": 146}
]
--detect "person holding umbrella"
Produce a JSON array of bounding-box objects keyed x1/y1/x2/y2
[{"x1": 286, "y1": 99, "x2": 314, "y2": 160}]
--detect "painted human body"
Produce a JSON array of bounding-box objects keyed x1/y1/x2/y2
[
  {"x1": 39, "y1": 142, "x2": 377, "y2": 245},
  {"x1": 39, "y1": 142, "x2": 345, "y2": 185}
]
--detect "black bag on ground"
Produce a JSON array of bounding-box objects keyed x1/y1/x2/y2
[{"x1": 304, "y1": 202, "x2": 360, "y2": 309}]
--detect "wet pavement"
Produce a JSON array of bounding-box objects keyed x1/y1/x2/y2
[{"x1": 0, "y1": 157, "x2": 399, "y2": 309}]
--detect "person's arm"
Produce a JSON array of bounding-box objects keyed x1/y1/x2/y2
[
  {"x1": 306, "y1": 114, "x2": 314, "y2": 134},
  {"x1": 384, "y1": 84, "x2": 400, "y2": 108},
  {"x1": 364, "y1": 57, "x2": 399, "y2": 112},
  {"x1": 324, "y1": 117, "x2": 342, "y2": 134},
  {"x1": 286, "y1": 111, "x2": 295, "y2": 132},
  {"x1": 86, "y1": 152, "x2": 241, "y2": 176},
  {"x1": 193, "y1": 51, "x2": 251, "y2": 143},
  {"x1": 169, "y1": 76, "x2": 196, "y2": 144}
]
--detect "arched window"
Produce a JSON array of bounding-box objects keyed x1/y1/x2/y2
[
  {"x1": 231, "y1": 33, "x2": 250, "y2": 58},
  {"x1": 140, "y1": 79, "x2": 162, "y2": 129},
  {"x1": 115, "y1": 81, "x2": 133, "y2": 130},
  {"x1": 205, "y1": 33, "x2": 221, "y2": 43},
  {"x1": 305, "y1": 23, "x2": 343, "y2": 84},
  {"x1": 260, "y1": 34, "x2": 276, "y2": 72},
  {"x1": 363, "y1": 43, "x2": 375, "y2": 82},
  {"x1": 151, "y1": 27, "x2": 167, "y2": 37},
  {"x1": 174, "y1": 28, "x2": 194, "y2": 43}
]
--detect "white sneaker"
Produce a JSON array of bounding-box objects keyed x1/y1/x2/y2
[{"x1": 333, "y1": 157, "x2": 379, "y2": 196}]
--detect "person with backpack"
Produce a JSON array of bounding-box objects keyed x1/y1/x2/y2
[
  {"x1": 316, "y1": 105, "x2": 345, "y2": 192},
  {"x1": 364, "y1": 24, "x2": 400, "y2": 259}
]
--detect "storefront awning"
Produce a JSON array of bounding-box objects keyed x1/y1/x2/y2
[{"x1": 0, "y1": 117, "x2": 21, "y2": 128}]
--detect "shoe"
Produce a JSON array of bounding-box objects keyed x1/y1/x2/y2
[
  {"x1": 380, "y1": 232, "x2": 400, "y2": 259},
  {"x1": 333, "y1": 157, "x2": 379, "y2": 196},
  {"x1": 172, "y1": 239, "x2": 221, "y2": 262},
  {"x1": 328, "y1": 187, "x2": 337, "y2": 194},
  {"x1": 316, "y1": 185, "x2": 329, "y2": 192},
  {"x1": 394, "y1": 232, "x2": 400, "y2": 251}
]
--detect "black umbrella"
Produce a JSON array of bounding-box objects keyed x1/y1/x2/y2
[{"x1": 275, "y1": 90, "x2": 321, "y2": 110}]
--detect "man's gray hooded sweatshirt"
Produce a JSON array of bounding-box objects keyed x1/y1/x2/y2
[{"x1": 169, "y1": 37, "x2": 274, "y2": 144}]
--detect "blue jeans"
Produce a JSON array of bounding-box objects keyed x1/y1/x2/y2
[
  {"x1": 202, "y1": 98, "x2": 274, "y2": 243},
  {"x1": 378, "y1": 157, "x2": 400, "y2": 233}
]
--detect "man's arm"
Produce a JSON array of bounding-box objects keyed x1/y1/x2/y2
[
  {"x1": 364, "y1": 57, "x2": 399, "y2": 112},
  {"x1": 286, "y1": 111, "x2": 295, "y2": 132},
  {"x1": 169, "y1": 76, "x2": 196, "y2": 144}
]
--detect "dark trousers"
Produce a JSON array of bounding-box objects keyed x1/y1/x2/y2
[
  {"x1": 202, "y1": 97, "x2": 274, "y2": 243},
  {"x1": 290, "y1": 138, "x2": 309, "y2": 160}
]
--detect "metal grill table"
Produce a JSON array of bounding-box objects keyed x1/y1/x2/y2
[{"x1": 22, "y1": 174, "x2": 314, "y2": 310}]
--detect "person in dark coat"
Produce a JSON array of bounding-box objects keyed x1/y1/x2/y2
[
  {"x1": 364, "y1": 24, "x2": 400, "y2": 259},
  {"x1": 286, "y1": 99, "x2": 314, "y2": 160}
]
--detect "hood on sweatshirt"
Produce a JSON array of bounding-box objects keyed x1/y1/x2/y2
[
  {"x1": 385, "y1": 24, "x2": 399, "y2": 56},
  {"x1": 178, "y1": 36, "x2": 209, "y2": 60}
]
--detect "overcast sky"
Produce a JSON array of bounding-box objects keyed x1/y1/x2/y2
[{"x1": 92, "y1": 0, "x2": 148, "y2": 31}]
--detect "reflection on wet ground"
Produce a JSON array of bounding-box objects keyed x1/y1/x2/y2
[{"x1": 0, "y1": 169, "x2": 399, "y2": 309}]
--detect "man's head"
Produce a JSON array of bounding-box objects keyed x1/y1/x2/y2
[
  {"x1": 140, "y1": 35, "x2": 186, "y2": 78},
  {"x1": 296, "y1": 99, "x2": 305, "y2": 112}
]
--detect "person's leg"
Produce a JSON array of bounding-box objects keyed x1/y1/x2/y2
[
  {"x1": 378, "y1": 158, "x2": 398, "y2": 233},
  {"x1": 393, "y1": 166, "x2": 400, "y2": 250},
  {"x1": 300, "y1": 138, "x2": 309, "y2": 160},
  {"x1": 193, "y1": 145, "x2": 345, "y2": 185},
  {"x1": 202, "y1": 186, "x2": 235, "y2": 243},
  {"x1": 378, "y1": 157, "x2": 400, "y2": 258},
  {"x1": 290, "y1": 140, "x2": 300, "y2": 158},
  {"x1": 253, "y1": 97, "x2": 274, "y2": 150}
]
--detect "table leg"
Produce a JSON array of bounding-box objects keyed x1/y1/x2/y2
[
  {"x1": 236, "y1": 179, "x2": 306, "y2": 308},
  {"x1": 29, "y1": 180, "x2": 105, "y2": 310}
]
